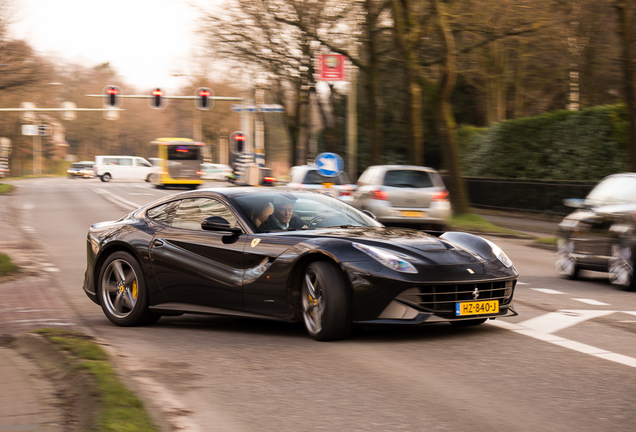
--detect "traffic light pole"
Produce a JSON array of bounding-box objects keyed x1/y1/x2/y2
[{"x1": 33, "y1": 117, "x2": 41, "y2": 176}]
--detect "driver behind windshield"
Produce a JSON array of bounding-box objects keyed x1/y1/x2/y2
[{"x1": 259, "y1": 196, "x2": 306, "y2": 231}]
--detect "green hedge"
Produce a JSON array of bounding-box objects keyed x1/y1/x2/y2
[{"x1": 459, "y1": 104, "x2": 630, "y2": 181}]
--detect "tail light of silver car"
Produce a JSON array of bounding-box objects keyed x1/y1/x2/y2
[
  {"x1": 432, "y1": 190, "x2": 449, "y2": 202},
  {"x1": 369, "y1": 189, "x2": 389, "y2": 200}
]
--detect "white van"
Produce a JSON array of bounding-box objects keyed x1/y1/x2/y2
[{"x1": 94, "y1": 156, "x2": 155, "y2": 182}]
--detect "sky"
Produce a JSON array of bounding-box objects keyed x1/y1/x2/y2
[{"x1": 12, "y1": 0, "x2": 219, "y2": 92}]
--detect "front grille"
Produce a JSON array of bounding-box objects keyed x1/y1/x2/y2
[{"x1": 397, "y1": 280, "x2": 516, "y2": 313}]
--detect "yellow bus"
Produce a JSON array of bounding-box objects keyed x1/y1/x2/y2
[{"x1": 151, "y1": 138, "x2": 205, "y2": 189}]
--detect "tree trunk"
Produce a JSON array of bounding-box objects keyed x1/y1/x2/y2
[
  {"x1": 392, "y1": 0, "x2": 426, "y2": 166},
  {"x1": 615, "y1": 0, "x2": 636, "y2": 171},
  {"x1": 364, "y1": 0, "x2": 384, "y2": 166},
  {"x1": 431, "y1": 0, "x2": 470, "y2": 215},
  {"x1": 513, "y1": 40, "x2": 528, "y2": 118}
]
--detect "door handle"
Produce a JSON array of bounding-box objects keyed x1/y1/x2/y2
[{"x1": 153, "y1": 239, "x2": 164, "y2": 247}]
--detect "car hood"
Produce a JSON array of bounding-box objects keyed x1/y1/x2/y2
[
  {"x1": 563, "y1": 203, "x2": 636, "y2": 224},
  {"x1": 281, "y1": 227, "x2": 494, "y2": 266}
]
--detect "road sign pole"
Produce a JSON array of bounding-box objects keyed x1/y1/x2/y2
[{"x1": 33, "y1": 118, "x2": 41, "y2": 176}]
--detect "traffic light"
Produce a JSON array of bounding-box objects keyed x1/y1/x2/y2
[
  {"x1": 231, "y1": 131, "x2": 247, "y2": 154},
  {"x1": 149, "y1": 88, "x2": 166, "y2": 109},
  {"x1": 195, "y1": 87, "x2": 213, "y2": 111},
  {"x1": 103, "y1": 85, "x2": 122, "y2": 108}
]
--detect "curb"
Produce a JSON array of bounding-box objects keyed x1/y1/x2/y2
[{"x1": 14, "y1": 332, "x2": 100, "y2": 431}]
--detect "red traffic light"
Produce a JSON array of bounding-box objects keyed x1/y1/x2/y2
[
  {"x1": 103, "y1": 85, "x2": 122, "y2": 108},
  {"x1": 195, "y1": 87, "x2": 213, "y2": 110},
  {"x1": 149, "y1": 88, "x2": 166, "y2": 109},
  {"x1": 231, "y1": 131, "x2": 247, "y2": 154}
]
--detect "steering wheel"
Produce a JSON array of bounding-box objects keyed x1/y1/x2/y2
[{"x1": 307, "y1": 215, "x2": 327, "y2": 229}]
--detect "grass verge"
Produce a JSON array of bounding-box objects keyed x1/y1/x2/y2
[
  {"x1": 448, "y1": 213, "x2": 525, "y2": 236},
  {"x1": 0, "y1": 253, "x2": 17, "y2": 275},
  {"x1": 534, "y1": 237, "x2": 558, "y2": 246},
  {"x1": 32, "y1": 329, "x2": 159, "y2": 432},
  {"x1": 0, "y1": 183, "x2": 14, "y2": 194}
]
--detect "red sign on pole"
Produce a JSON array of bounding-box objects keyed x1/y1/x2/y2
[{"x1": 319, "y1": 54, "x2": 346, "y2": 81}]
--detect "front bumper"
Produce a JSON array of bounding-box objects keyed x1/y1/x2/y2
[{"x1": 344, "y1": 259, "x2": 518, "y2": 324}]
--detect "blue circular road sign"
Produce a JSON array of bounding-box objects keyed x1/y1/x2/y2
[{"x1": 315, "y1": 152, "x2": 343, "y2": 177}]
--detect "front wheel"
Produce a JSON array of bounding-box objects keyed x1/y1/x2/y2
[
  {"x1": 101, "y1": 173, "x2": 111, "y2": 182},
  {"x1": 609, "y1": 244, "x2": 636, "y2": 291},
  {"x1": 555, "y1": 239, "x2": 579, "y2": 279},
  {"x1": 97, "y1": 251, "x2": 158, "y2": 326},
  {"x1": 301, "y1": 261, "x2": 351, "y2": 341}
]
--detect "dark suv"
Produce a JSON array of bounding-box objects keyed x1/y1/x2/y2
[{"x1": 556, "y1": 172, "x2": 636, "y2": 290}]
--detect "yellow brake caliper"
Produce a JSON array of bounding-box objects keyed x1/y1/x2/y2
[{"x1": 132, "y1": 280, "x2": 138, "y2": 299}]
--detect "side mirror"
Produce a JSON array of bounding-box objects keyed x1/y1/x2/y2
[
  {"x1": 362, "y1": 210, "x2": 377, "y2": 220},
  {"x1": 201, "y1": 216, "x2": 242, "y2": 234},
  {"x1": 563, "y1": 198, "x2": 586, "y2": 209}
]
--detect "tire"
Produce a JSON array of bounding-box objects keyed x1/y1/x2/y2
[
  {"x1": 97, "y1": 251, "x2": 159, "y2": 326},
  {"x1": 146, "y1": 174, "x2": 152, "y2": 182},
  {"x1": 555, "y1": 239, "x2": 579, "y2": 279},
  {"x1": 301, "y1": 261, "x2": 351, "y2": 341},
  {"x1": 609, "y1": 244, "x2": 636, "y2": 291},
  {"x1": 101, "y1": 173, "x2": 111, "y2": 182},
  {"x1": 450, "y1": 318, "x2": 487, "y2": 327}
]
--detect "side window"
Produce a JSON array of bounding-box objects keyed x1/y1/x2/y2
[
  {"x1": 104, "y1": 158, "x2": 118, "y2": 165},
  {"x1": 172, "y1": 198, "x2": 238, "y2": 231},
  {"x1": 119, "y1": 158, "x2": 133, "y2": 166},
  {"x1": 147, "y1": 200, "x2": 181, "y2": 225}
]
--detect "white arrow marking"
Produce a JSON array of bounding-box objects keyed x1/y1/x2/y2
[
  {"x1": 572, "y1": 298, "x2": 610, "y2": 306},
  {"x1": 318, "y1": 157, "x2": 339, "y2": 173},
  {"x1": 531, "y1": 288, "x2": 565, "y2": 294},
  {"x1": 487, "y1": 318, "x2": 636, "y2": 368},
  {"x1": 517, "y1": 309, "x2": 616, "y2": 334}
]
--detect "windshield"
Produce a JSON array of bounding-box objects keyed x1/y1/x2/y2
[
  {"x1": 383, "y1": 170, "x2": 434, "y2": 188},
  {"x1": 231, "y1": 190, "x2": 382, "y2": 232},
  {"x1": 167, "y1": 145, "x2": 201, "y2": 161},
  {"x1": 585, "y1": 175, "x2": 636, "y2": 206}
]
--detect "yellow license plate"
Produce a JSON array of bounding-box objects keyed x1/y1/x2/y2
[
  {"x1": 456, "y1": 300, "x2": 499, "y2": 316},
  {"x1": 401, "y1": 210, "x2": 425, "y2": 217}
]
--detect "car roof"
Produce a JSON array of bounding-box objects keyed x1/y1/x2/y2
[{"x1": 365, "y1": 165, "x2": 437, "y2": 171}]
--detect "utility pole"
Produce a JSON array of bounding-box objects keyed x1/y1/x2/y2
[{"x1": 347, "y1": 47, "x2": 358, "y2": 181}]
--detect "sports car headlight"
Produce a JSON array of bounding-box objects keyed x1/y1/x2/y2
[
  {"x1": 485, "y1": 239, "x2": 513, "y2": 268},
  {"x1": 353, "y1": 243, "x2": 418, "y2": 274}
]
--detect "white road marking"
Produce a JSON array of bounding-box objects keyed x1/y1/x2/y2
[
  {"x1": 517, "y1": 282, "x2": 529, "y2": 285},
  {"x1": 22, "y1": 202, "x2": 34, "y2": 210},
  {"x1": 572, "y1": 298, "x2": 610, "y2": 306},
  {"x1": 517, "y1": 310, "x2": 616, "y2": 334},
  {"x1": 91, "y1": 187, "x2": 140, "y2": 210},
  {"x1": 21, "y1": 226, "x2": 36, "y2": 233},
  {"x1": 531, "y1": 288, "x2": 565, "y2": 294},
  {"x1": 489, "y1": 311, "x2": 636, "y2": 368}
]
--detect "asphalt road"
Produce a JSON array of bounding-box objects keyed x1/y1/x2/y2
[{"x1": 5, "y1": 177, "x2": 636, "y2": 432}]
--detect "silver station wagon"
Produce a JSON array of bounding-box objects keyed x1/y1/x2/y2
[{"x1": 351, "y1": 165, "x2": 451, "y2": 231}]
